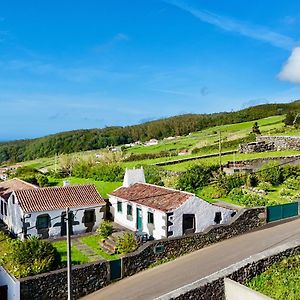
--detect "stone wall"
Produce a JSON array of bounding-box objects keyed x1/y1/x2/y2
[
  {"x1": 157, "y1": 240, "x2": 300, "y2": 300},
  {"x1": 224, "y1": 155, "x2": 300, "y2": 172},
  {"x1": 19, "y1": 260, "x2": 109, "y2": 300},
  {"x1": 240, "y1": 135, "x2": 300, "y2": 153},
  {"x1": 122, "y1": 207, "x2": 266, "y2": 277}
]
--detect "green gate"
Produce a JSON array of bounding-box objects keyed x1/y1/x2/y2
[
  {"x1": 267, "y1": 202, "x2": 299, "y2": 222},
  {"x1": 109, "y1": 259, "x2": 122, "y2": 280}
]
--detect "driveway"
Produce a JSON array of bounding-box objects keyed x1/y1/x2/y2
[{"x1": 82, "y1": 217, "x2": 300, "y2": 300}]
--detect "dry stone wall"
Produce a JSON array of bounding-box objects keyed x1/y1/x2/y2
[{"x1": 19, "y1": 260, "x2": 109, "y2": 300}]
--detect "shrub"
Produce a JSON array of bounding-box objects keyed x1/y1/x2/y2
[
  {"x1": 283, "y1": 177, "x2": 300, "y2": 190},
  {"x1": 258, "y1": 162, "x2": 283, "y2": 186},
  {"x1": 36, "y1": 174, "x2": 49, "y2": 187},
  {"x1": 97, "y1": 221, "x2": 113, "y2": 239},
  {"x1": 136, "y1": 165, "x2": 164, "y2": 186},
  {"x1": 246, "y1": 173, "x2": 259, "y2": 187},
  {"x1": 115, "y1": 233, "x2": 138, "y2": 254},
  {"x1": 279, "y1": 188, "x2": 294, "y2": 198},
  {"x1": 176, "y1": 165, "x2": 218, "y2": 192},
  {"x1": 1, "y1": 237, "x2": 61, "y2": 278},
  {"x1": 228, "y1": 188, "x2": 269, "y2": 207},
  {"x1": 257, "y1": 181, "x2": 273, "y2": 192},
  {"x1": 199, "y1": 185, "x2": 227, "y2": 199},
  {"x1": 90, "y1": 163, "x2": 124, "y2": 182},
  {"x1": 281, "y1": 165, "x2": 300, "y2": 181}
]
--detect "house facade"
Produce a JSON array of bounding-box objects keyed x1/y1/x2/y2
[
  {"x1": 0, "y1": 179, "x2": 106, "y2": 239},
  {"x1": 109, "y1": 168, "x2": 235, "y2": 240}
]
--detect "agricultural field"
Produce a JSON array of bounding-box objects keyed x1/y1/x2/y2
[{"x1": 247, "y1": 254, "x2": 300, "y2": 300}]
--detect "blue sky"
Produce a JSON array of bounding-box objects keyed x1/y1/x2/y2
[{"x1": 0, "y1": 0, "x2": 300, "y2": 141}]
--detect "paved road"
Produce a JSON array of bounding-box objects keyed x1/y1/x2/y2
[{"x1": 82, "y1": 218, "x2": 300, "y2": 300}]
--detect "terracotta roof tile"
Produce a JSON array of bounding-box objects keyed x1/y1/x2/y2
[
  {"x1": 0, "y1": 178, "x2": 38, "y2": 201},
  {"x1": 111, "y1": 183, "x2": 192, "y2": 212},
  {"x1": 15, "y1": 184, "x2": 105, "y2": 213}
]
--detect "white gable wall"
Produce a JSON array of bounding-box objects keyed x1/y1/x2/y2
[
  {"x1": 170, "y1": 195, "x2": 233, "y2": 237},
  {"x1": 123, "y1": 168, "x2": 146, "y2": 187},
  {"x1": 6, "y1": 192, "x2": 23, "y2": 236},
  {"x1": 110, "y1": 195, "x2": 167, "y2": 239}
]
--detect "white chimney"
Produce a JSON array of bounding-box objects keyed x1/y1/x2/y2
[
  {"x1": 123, "y1": 167, "x2": 146, "y2": 187},
  {"x1": 63, "y1": 180, "x2": 70, "y2": 187}
]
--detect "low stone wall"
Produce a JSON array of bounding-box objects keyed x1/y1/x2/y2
[
  {"x1": 240, "y1": 135, "x2": 300, "y2": 153},
  {"x1": 157, "y1": 239, "x2": 300, "y2": 299},
  {"x1": 123, "y1": 207, "x2": 266, "y2": 277},
  {"x1": 19, "y1": 260, "x2": 109, "y2": 300}
]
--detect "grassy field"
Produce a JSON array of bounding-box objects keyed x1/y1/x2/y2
[
  {"x1": 247, "y1": 254, "x2": 300, "y2": 300},
  {"x1": 163, "y1": 150, "x2": 300, "y2": 171},
  {"x1": 48, "y1": 176, "x2": 122, "y2": 198}
]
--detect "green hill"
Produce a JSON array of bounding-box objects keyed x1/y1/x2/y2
[{"x1": 1, "y1": 100, "x2": 300, "y2": 164}]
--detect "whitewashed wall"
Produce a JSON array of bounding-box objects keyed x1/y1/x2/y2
[
  {"x1": 0, "y1": 266, "x2": 20, "y2": 300},
  {"x1": 170, "y1": 196, "x2": 233, "y2": 237},
  {"x1": 6, "y1": 192, "x2": 23, "y2": 236},
  {"x1": 110, "y1": 195, "x2": 167, "y2": 239}
]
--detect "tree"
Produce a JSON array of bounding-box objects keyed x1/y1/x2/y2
[
  {"x1": 251, "y1": 122, "x2": 261, "y2": 134},
  {"x1": 284, "y1": 111, "x2": 297, "y2": 126}
]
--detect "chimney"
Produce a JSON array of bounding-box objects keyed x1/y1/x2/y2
[
  {"x1": 123, "y1": 167, "x2": 146, "y2": 187},
  {"x1": 63, "y1": 180, "x2": 70, "y2": 187}
]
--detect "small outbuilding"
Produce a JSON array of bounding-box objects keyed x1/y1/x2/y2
[{"x1": 109, "y1": 168, "x2": 234, "y2": 240}]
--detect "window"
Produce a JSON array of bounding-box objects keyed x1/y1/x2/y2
[
  {"x1": 84, "y1": 210, "x2": 95, "y2": 223},
  {"x1": 36, "y1": 215, "x2": 50, "y2": 229},
  {"x1": 0, "y1": 201, "x2": 3, "y2": 215},
  {"x1": 117, "y1": 201, "x2": 122, "y2": 213},
  {"x1": 127, "y1": 204, "x2": 132, "y2": 216},
  {"x1": 147, "y1": 212, "x2": 154, "y2": 224},
  {"x1": 214, "y1": 212, "x2": 222, "y2": 224},
  {"x1": 182, "y1": 214, "x2": 195, "y2": 234}
]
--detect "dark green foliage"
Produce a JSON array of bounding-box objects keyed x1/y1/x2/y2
[
  {"x1": 1, "y1": 100, "x2": 300, "y2": 164},
  {"x1": 97, "y1": 221, "x2": 113, "y2": 239},
  {"x1": 11, "y1": 166, "x2": 47, "y2": 186},
  {"x1": 251, "y1": 122, "x2": 261, "y2": 134},
  {"x1": 176, "y1": 165, "x2": 218, "y2": 192},
  {"x1": 228, "y1": 188, "x2": 270, "y2": 207},
  {"x1": 281, "y1": 165, "x2": 300, "y2": 181},
  {"x1": 36, "y1": 174, "x2": 49, "y2": 187},
  {"x1": 258, "y1": 162, "x2": 284, "y2": 186},
  {"x1": 90, "y1": 164, "x2": 124, "y2": 182},
  {"x1": 246, "y1": 173, "x2": 259, "y2": 187},
  {"x1": 115, "y1": 233, "x2": 138, "y2": 254},
  {"x1": 137, "y1": 165, "x2": 164, "y2": 186},
  {"x1": 284, "y1": 111, "x2": 297, "y2": 126},
  {"x1": 1, "y1": 237, "x2": 61, "y2": 278},
  {"x1": 214, "y1": 172, "x2": 246, "y2": 192}
]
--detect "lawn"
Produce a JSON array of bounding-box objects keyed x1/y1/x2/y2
[
  {"x1": 80, "y1": 235, "x2": 119, "y2": 260},
  {"x1": 0, "y1": 231, "x2": 10, "y2": 256},
  {"x1": 247, "y1": 254, "x2": 300, "y2": 300},
  {"x1": 52, "y1": 240, "x2": 89, "y2": 265},
  {"x1": 47, "y1": 176, "x2": 122, "y2": 199}
]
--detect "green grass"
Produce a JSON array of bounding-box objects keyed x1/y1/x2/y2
[
  {"x1": 47, "y1": 176, "x2": 122, "y2": 199},
  {"x1": 247, "y1": 254, "x2": 300, "y2": 300},
  {"x1": 0, "y1": 231, "x2": 10, "y2": 256},
  {"x1": 163, "y1": 150, "x2": 300, "y2": 171},
  {"x1": 52, "y1": 240, "x2": 89, "y2": 265},
  {"x1": 80, "y1": 235, "x2": 120, "y2": 260}
]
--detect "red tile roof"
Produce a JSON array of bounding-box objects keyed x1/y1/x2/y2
[
  {"x1": 15, "y1": 184, "x2": 105, "y2": 213},
  {"x1": 0, "y1": 178, "x2": 38, "y2": 201},
  {"x1": 110, "y1": 183, "x2": 192, "y2": 212}
]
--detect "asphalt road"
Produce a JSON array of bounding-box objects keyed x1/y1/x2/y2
[{"x1": 82, "y1": 217, "x2": 300, "y2": 300}]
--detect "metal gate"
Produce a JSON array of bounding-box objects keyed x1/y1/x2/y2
[
  {"x1": 109, "y1": 259, "x2": 122, "y2": 280},
  {"x1": 267, "y1": 202, "x2": 299, "y2": 222},
  {"x1": 0, "y1": 285, "x2": 8, "y2": 300}
]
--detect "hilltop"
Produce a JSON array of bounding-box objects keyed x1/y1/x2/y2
[{"x1": 0, "y1": 100, "x2": 300, "y2": 164}]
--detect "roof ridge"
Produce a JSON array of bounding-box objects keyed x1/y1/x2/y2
[{"x1": 137, "y1": 182, "x2": 195, "y2": 196}]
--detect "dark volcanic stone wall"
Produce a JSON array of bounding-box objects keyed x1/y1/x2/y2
[{"x1": 19, "y1": 260, "x2": 109, "y2": 300}]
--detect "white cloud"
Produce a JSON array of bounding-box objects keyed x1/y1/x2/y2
[
  {"x1": 164, "y1": 0, "x2": 295, "y2": 50},
  {"x1": 278, "y1": 47, "x2": 300, "y2": 84}
]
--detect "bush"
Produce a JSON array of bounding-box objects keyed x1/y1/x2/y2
[
  {"x1": 115, "y1": 233, "x2": 138, "y2": 254},
  {"x1": 176, "y1": 165, "x2": 218, "y2": 192},
  {"x1": 283, "y1": 177, "x2": 300, "y2": 190},
  {"x1": 90, "y1": 163, "x2": 124, "y2": 182},
  {"x1": 97, "y1": 221, "x2": 113, "y2": 239},
  {"x1": 228, "y1": 188, "x2": 269, "y2": 207},
  {"x1": 199, "y1": 185, "x2": 227, "y2": 199},
  {"x1": 258, "y1": 162, "x2": 283, "y2": 186},
  {"x1": 36, "y1": 174, "x2": 49, "y2": 187},
  {"x1": 281, "y1": 165, "x2": 300, "y2": 181},
  {"x1": 136, "y1": 165, "x2": 164, "y2": 186},
  {"x1": 279, "y1": 188, "x2": 294, "y2": 198},
  {"x1": 246, "y1": 173, "x2": 259, "y2": 187},
  {"x1": 1, "y1": 237, "x2": 61, "y2": 278},
  {"x1": 257, "y1": 181, "x2": 273, "y2": 192}
]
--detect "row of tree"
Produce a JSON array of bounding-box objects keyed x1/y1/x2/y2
[{"x1": 1, "y1": 100, "x2": 299, "y2": 164}]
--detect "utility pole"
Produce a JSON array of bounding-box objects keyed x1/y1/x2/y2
[
  {"x1": 66, "y1": 207, "x2": 72, "y2": 300},
  {"x1": 219, "y1": 131, "x2": 222, "y2": 171}
]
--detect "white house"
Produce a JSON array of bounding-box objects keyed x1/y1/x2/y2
[
  {"x1": 144, "y1": 139, "x2": 159, "y2": 146},
  {"x1": 0, "y1": 179, "x2": 106, "y2": 239},
  {"x1": 109, "y1": 168, "x2": 235, "y2": 240}
]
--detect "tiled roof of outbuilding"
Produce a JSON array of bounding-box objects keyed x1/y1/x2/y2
[
  {"x1": 110, "y1": 183, "x2": 192, "y2": 212},
  {"x1": 0, "y1": 178, "x2": 38, "y2": 200},
  {"x1": 15, "y1": 184, "x2": 105, "y2": 213}
]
